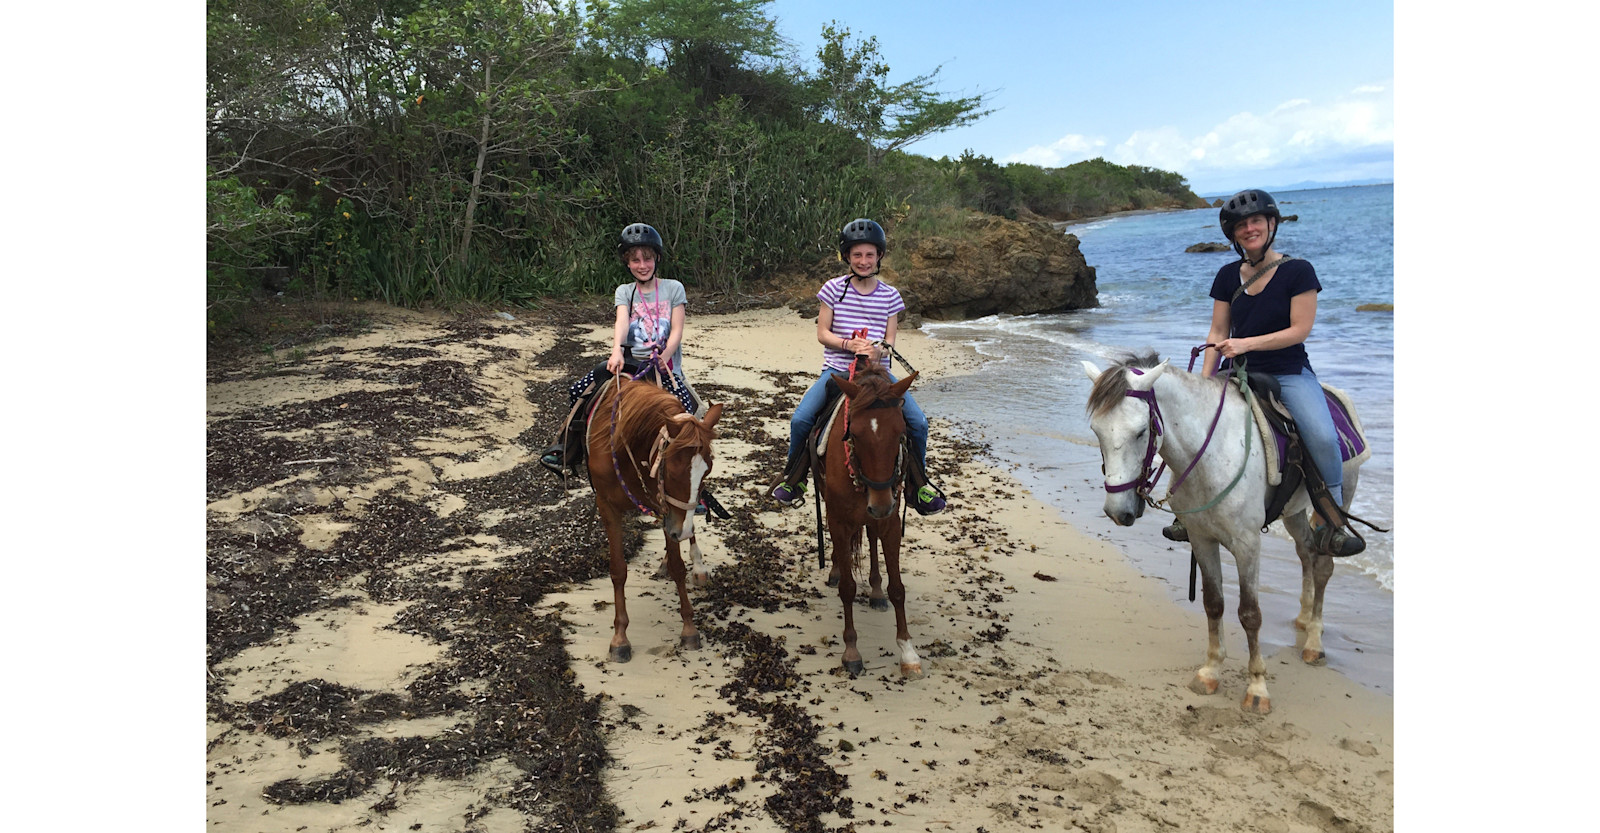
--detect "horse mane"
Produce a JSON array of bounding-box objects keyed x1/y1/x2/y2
[
  {"x1": 845, "y1": 362, "x2": 895, "y2": 409},
  {"x1": 1085, "y1": 350, "x2": 1163, "y2": 419},
  {"x1": 612, "y1": 378, "x2": 714, "y2": 451}
]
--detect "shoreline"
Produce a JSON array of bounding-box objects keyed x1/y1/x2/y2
[{"x1": 204, "y1": 304, "x2": 1393, "y2": 832}]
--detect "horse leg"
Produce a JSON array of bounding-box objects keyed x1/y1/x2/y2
[
  {"x1": 1187, "y1": 537, "x2": 1227, "y2": 697},
  {"x1": 1285, "y1": 510, "x2": 1333, "y2": 665},
  {"x1": 1232, "y1": 538, "x2": 1271, "y2": 715},
  {"x1": 686, "y1": 534, "x2": 710, "y2": 588},
  {"x1": 832, "y1": 524, "x2": 864, "y2": 676},
  {"x1": 867, "y1": 528, "x2": 888, "y2": 611},
  {"x1": 883, "y1": 523, "x2": 921, "y2": 678},
  {"x1": 601, "y1": 502, "x2": 632, "y2": 663},
  {"x1": 662, "y1": 535, "x2": 701, "y2": 652}
]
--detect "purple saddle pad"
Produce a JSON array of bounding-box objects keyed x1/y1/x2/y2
[{"x1": 1269, "y1": 388, "x2": 1366, "y2": 466}]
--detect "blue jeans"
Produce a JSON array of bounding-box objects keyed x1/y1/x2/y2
[
  {"x1": 1274, "y1": 370, "x2": 1343, "y2": 509},
  {"x1": 788, "y1": 368, "x2": 929, "y2": 468}
]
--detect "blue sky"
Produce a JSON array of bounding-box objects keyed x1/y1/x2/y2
[{"x1": 763, "y1": 0, "x2": 1394, "y2": 195}]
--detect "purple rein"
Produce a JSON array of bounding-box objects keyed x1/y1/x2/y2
[{"x1": 1102, "y1": 347, "x2": 1231, "y2": 506}]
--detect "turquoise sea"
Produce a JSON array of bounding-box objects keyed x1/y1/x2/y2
[{"x1": 918, "y1": 184, "x2": 1394, "y2": 692}]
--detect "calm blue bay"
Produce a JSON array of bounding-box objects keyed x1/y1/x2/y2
[{"x1": 918, "y1": 184, "x2": 1394, "y2": 692}]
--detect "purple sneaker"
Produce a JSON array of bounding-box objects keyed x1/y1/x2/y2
[
  {"x1": 771, "y1": 481, "x2": 806, "y2": 506},
  {"x1": 913, "y1": 485, "x2": 946, "y2": 516}
]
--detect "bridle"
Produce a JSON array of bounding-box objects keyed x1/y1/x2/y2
[
  {"x1": 841, "y1": 348, "x2": 906, "y2": 497},
  {"x1": 606, "y1": 352, "x2": 710, "y2": 517},
  {"x1": 1101, "y1": 347, "x2": 1244, "y2": 511}
]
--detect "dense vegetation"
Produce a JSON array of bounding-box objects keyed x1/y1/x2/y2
[{"x1": 207, "y1": 0, "x2": 1201, "y2": 323}]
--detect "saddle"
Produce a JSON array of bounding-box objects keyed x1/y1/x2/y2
[{"x1": 1242, "y1": 373, "x2": 1376, "y2": 537}]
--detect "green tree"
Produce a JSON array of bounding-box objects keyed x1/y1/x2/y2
[{"x1": 811, "y1": 22, "x2": 993, "y2": 165}]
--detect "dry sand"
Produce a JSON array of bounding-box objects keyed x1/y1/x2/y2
[{"x1": 204, "y1": 304, "x2": 1392, "y2": 833}]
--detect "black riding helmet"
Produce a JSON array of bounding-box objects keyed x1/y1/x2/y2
[
  {"x1": 1219, "y1": 189, "x2": 1280, "y2": 265},
  {"x1": 838, "y1": 218, "x2": 887, "y2": 260},
  {"x1": 617, "y1": 223, "x2": 664, "y2": 259}
]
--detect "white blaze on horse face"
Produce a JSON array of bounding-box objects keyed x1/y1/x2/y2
[
  {"x1": 869, "y1": 416, "x2": 879, "y2": 435},
  {"x1": 680, "y1": 452, "x2": 709, "y2": 538}
]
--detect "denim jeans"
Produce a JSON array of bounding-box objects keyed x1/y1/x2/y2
[
  {"x1": 788, "y1": 368, "x2": 928, "y2": 467},
  {"x1": 1274, "y1": 369, "x2": 1343, "y2": 508}
]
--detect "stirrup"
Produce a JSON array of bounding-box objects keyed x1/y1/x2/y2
[
  {"x1": 1162, "y1": 520, "x2": 1189, "y2": 542},
  {"x1": 1311, "y1": 524, "x2": 1365, "y2": 557}
]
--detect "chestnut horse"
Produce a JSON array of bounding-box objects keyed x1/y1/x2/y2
[
  {"x1": 822, "y1": 362, "x2": 922, "y2": 678},
  {"x1": 586, "y1": 376, "x2": 724, "y2": 662}
]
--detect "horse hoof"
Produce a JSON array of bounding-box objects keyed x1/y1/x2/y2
[
  {"x1": 610, "y1": 644, "x2": 632, "y2": 663},
  {"x1": 1241, "y1": 693, "x2": 1272, "y2": 715},
  {"x1": 843, "y1": 659, "x2": 864, "y2": 677},
  {"x1": 680, "y1": 633, "x2": 702, "y2": 651},
  {"x1": 690, "y1": 570, "x2": 710, "y2": 589},
  {"x1": 870, "y1": 597, "x2": 889, "y2": 611},
  {"x1": 901, "y1": 662, "x2": 923, "y2": 679},
  {"x1": 1188, "y1": 675, "x2": 1219, "y2": 696},
  {"x1": 1301, "y1": 648, "x2": 1327, "y2": 666}
]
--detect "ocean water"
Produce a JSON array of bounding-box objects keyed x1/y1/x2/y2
[{"x1": 918, "y1": 184, "x2": 1395, "y2": 691}]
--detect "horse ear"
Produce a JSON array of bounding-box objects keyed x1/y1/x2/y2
[
  {"x1": 700, "y1": 403, "x2": 724, "y2": 429},
  {"x1": 1126, "y1": 361, "x2": 1167, "y2": 390},
  {"x1": 833, "y1": 373, "x2": 860, "y2": 400},
  {"x1": 887, "y1": 371, "x2": 918, "y2": 399},
  {"x1": 1081, "y1": 360, "x2": 1102, "y2": 382}
]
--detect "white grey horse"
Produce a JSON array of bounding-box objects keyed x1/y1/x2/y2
[{"x1": 1082, "y1": 353, "x2": 1366, "y2": 714}]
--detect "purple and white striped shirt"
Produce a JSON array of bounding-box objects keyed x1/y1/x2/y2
[{"x1": 818, "y1": 275, "x2": 906, "y2": 372}]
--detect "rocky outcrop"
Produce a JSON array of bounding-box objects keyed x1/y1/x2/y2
[
  {"x1": 1186, "y1": 242, "x2": 1231, "y2": 253},
  {"x1": 889, "y1": 214, "x2": 1098, "y2": 320}
]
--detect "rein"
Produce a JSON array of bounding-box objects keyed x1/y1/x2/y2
[
  {"x1": 841, "y1": 341, "x2": 907, "y2": 497},
  {"x1": 1102, "y1": 346, "x2": 1254, "y2": 513},
  {"x1": 608, "y1": 351, "x2": 706, "y2": 517}
]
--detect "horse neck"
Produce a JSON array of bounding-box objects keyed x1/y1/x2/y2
[{"x1": 1151, "y1": 369, "x2": 1249, "y2": 471}]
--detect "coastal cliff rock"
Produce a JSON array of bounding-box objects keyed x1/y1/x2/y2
[
  {"x1": 1186, "y1": 242, "x2": 1231, "y2": 253},
  {"x1": 768, "y1": 214, "x2": 1099, "y2": 322},
  {"x1": 891, "y1": 214, "x2": 1098, "y2": 321}
]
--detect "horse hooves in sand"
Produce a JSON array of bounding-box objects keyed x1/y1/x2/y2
[
  {"x1": 870, "y1": 597, "x2": 889, "y2": 611},
  {"x1": 1189, "y1": 674, "x2": 1220, "y2": 696},
  {"x1": 1301, "y1": 648, "x2": 1327, "y2": 665},
  {"x1": 1241, "y1": 692, "x2": 1273, "y2": 715},
  {"x1": 900, "y1": 662, "x2": 923, "y2": 679},
  {"x1": 610, "y1": 644, "x2": 633, "y2": 663},
  {"x1": 679, "y1": 633, "x2": 702, "y2": 651},
  {"x1": 842, "y1": 659, "x2": 865, "y2": 677}
]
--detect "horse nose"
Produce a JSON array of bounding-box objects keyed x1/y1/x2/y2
[
  {"x1": 1105, "y1": 508, "x2": 1135, "y2": 527},
  {"x1": 867, "y1": 503, "x2": 891, "y2": 519}
]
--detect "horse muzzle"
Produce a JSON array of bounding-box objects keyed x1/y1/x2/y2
[{"x1": 1103, "y1": 494, "x2": 1145, "y2": 527}]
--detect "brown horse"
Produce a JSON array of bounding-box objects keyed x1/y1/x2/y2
[
  {"x1": 822, "y1": 362, "x2": 922, "y2": 678},
  {"x1": 586, "y1": 375, "x2": 724, "y2": 662}
]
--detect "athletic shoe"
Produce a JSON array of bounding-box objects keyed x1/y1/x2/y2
[
  {"x1": 771, "y1": 481, "x2": 806, "y2": 506},
  {"x1": 538, "y1": 447, "x2": 571, "y2": 476},
  {"x1": 913, "y1": 485, "x2": 946, "y2": 516},
  {"x1": 1162, "y1": 520, "x2": 1189, "y2": 542}
]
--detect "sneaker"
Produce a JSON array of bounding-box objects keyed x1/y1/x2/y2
[
  {"x1": 913, "y1": 485, "x2": 946, "y2": 516},
  {"x1": 1311, "y1": 524, "x2": 1365, "y2": 557},
  {"x1": 771, "y1": 481, "x2": 806, "y2": 506},
  {"x1": 539, "y1": 447, "x2": 572, "y2": 476},
  {"x1": 1162, "y1": 520, "x2": 1189, "y2": 542}
]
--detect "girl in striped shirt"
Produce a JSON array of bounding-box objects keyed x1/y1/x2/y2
[{"x1": 770, "y1": 218, "x2": 945, "y2": 515}]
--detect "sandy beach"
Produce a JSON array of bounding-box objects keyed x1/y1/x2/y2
[{"x1": 204, "y1": 303, "x2": 1393, "y2": 832}]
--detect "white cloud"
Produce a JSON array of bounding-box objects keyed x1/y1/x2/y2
[
  {"x1": 1002, "y1": 82, "x2": 1393, "y2": 191},
  {"x1": 1002, "y1": 133, "x2": 1105, "y2": 167}
]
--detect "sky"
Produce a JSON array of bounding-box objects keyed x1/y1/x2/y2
[{"x1": 763, "y1": 0, "x2": 1394, "y2": 195}]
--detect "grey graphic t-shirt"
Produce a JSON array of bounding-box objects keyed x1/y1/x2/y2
[{"x1": 614, "y1": 278, "x2": 687, "y2": 371}]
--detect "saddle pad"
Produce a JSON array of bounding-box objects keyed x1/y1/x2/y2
[
  {"x1": 814, "y1": 396, "x2": 848, "y2": 458},
  {"x1": 1249, "y1": 384, "x2": 1372, "y2": 487}
]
